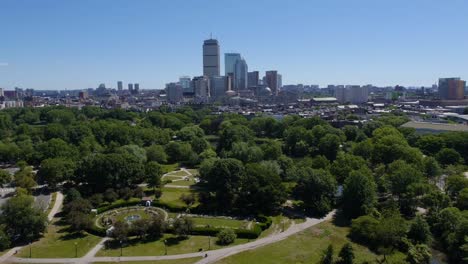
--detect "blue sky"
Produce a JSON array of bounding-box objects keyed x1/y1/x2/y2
[{"x1": 1, "y1": 0, "x2": 467, "y2": 90}]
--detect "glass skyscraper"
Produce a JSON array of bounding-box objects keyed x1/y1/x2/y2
[{"x1": 224, "y1": 53, "x2": 241, "y2": 75}]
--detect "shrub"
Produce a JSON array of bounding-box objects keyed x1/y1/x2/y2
[{"x1": 216, "y1": 228, "x2": 236, "y2": 245}]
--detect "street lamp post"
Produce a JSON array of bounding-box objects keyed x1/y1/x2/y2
[
  {"x1": 120, "y1": 240, "x2": 123, "y2": 257},
  {"x1": 74, "y1": 242, "x2": 78, "y2": 257},
  {"x1": 208, "y1": 236, "x2": 211, "y2": 250},
  {"x1": 29, "y1": 242, "x2": 32, "y2": 258},
  {"x1": 164, "y1": 239, "x2": 167, "y2": 255}
]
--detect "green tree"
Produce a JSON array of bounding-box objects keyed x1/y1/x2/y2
[
  {"x1": 37, "y1": 158, "x2": 76, "y2": 188},
  {"x1": 422, "y1": 157, "x2": 441, "y2": 180},
  {"x1": 330, "y1": 153, "x2": 367, "y2": 183},
  {"x1": 320, "y1": 244, "x2": 334, "y2": 264},
  {"x1": 201, "y1": 158, "x2": 245, "y2": 212},
  {"x1": 1, "y1": 195, "x2": 47, "y2": 242},
  {"x1": 14, "y1": 166, "x2": 36, "y2": 192},
  {"x1": 0, "y1": 227, "x2": 11, "y2": 251},
  {"x1": 408, "y1": 215, "x2": 431, "y2": 244},
  {"x1": 145, "y1": 161, "x2": 162, "y2": 192},
  {"x1": 318, "y1": 134, "x2": 341, "y2": 161},
  {"x1": 111, "y1": 220, "x2": 129, "y2": 242},
  {"x1": 436, "y1": 148, "x2": 462, "y2": 166},
  {"x1": 0, "y1": 169, "x2": 11, "y2": 187},
  {"x1": 64, "y1": 198, "x2": 93, "y2": 232},
  {"x1": 342, "y1": 168, "x2": 377, "y2": 219},
  {"x1": 337, "y1": 243, "x2": 355, "y2": 264},
  {"x1": 293, "y1": 168, "x2": 337, "y2": 216},
  {"x1": 216, "y1": 228, "x2": 236, "y2": 245},
  {"x1": 146, "y1": 145, "x2": 168, "y2": 163},
  {"x1": 173, "y1": 217, "x2": 193, "y2": 237},
  {"x1": 406, "y1": 243, "x2": 431, "y2": 264}
]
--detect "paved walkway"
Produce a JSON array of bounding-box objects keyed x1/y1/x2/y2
[
  {"x1": 7, "y1": 210, "x2": 335, "y2": 264},
  {"x1": 48, "y1": 192, "x2": 63, "y2": 221},
  {"x1": 0, "y1": 192, "x2": 63, "y2": 264}
]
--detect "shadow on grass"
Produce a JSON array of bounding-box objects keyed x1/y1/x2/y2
[{"x1": 60, "y1": 232, "x2": 87, "y2": 241}]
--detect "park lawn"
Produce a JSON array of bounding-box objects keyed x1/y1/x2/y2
[
  {"x1": 186, "y1": 169, "x2": 199, "y2": 176},
  {"x1": 190, "y1": 217, "x2": 250, "y2": 229},
  {"x1": 161, "y1": 164, "x2": 179, "y2": 174},
  {"x1": 259, "y1": 215, "x2": 301, "y2": 238},
  {"x1": 160, "y1": 188, "x2": 198, "y2": 208},
  {"x1": 165, "y1": 180, "x2": 195, "y2": 187},
  {"x1": 216, "y1": 220, "x2": 406, "y2": 264},
  {"x1": 17, "y1": 219, "x2": 101, "y2": 258},
  {"x1": 163, "y1": 176, "x2": 185, "y2": 181},
  {"x1": 93, "y1": 257, "x2": 202, "y2": 264},
  {"x1": 167, "y1": 170, "x2": 190, "y2": 177},
  {"x1": 96, "y1": 234, "x2": 249, "y2": 257}
]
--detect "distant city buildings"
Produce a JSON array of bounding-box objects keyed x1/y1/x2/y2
[
  {"x1": 210, "y1": 76, "x2": 230, "y2": 99},
  {"x1": 438, "y1": 78, "x2": 465, "y2": 100},
  {"x1": 248, "y1": 71, "x2": 259, "y2": 89},
  {"x1": 203, "y1": 39, "x2": 220, "y2": 77},
  {"x1": 264, "y1": 71, "x2": 282, "y2": 96},
  {"x1": 179, "y1": 76, "x2": 191, "y2": 92},
  {"x1": 165, "y1": 82, "x2": 183, "y2": 103},
  {"x1": 224, "y1": 53, "x2": 241, "y2": 76},
  {"x1": 117, "y1": 81, "x2": 123, "y2": 91},
  {"x1": 192, "y1": 76, "x2": 210, "y2": 102},
  {"x1": 234, "y1": 58, "x2": 248, "y2": 91},
  {"x1": 334, "y1": 85, "x2": 369, "y2": 104}
]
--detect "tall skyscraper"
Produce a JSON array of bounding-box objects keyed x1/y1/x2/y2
[
  {"x1": 234, "y1": 58, "x2": 248, "y2": 91},
  {"x1": 438, "y1": 78, "x2": 466, "y2": 100},
  {"x1": 128, "y1": 83, "x2": 133, "y2": 93},
  {"x1": 248, "y1": 71, "x2": 259, "y2": 89},
  {"x1": 134, "y1": 83, "x2": 140, "y2": 94},
  {"x1": 224, "y1": 53, "x2": 241, "y2": 75},
  {"x1": 203, "y1": 39, "x2": 220, "y2": 77},
  {"x1": 117, "y1": 81, "x2": 123, "y2": 91},
  {"x1": 265, "y1": 71, "x2": 281, "y2": 96}
]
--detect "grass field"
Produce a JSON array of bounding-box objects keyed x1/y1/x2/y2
[
  {"x1": 165, "y1": 180, "x2": 195, "y2": 187},
  {"x1": 161, "y1": 164, "x2": 179, "y2": 174},
  {"x1": 163, "y1": 176, "x2": 185, "y2": 181},
  {"x1": 93, "y1": 257, "x2": 202, "y2": 264},
  {"x1": 166, "y1": 171, "x2": 190, "y2": 177},
  {"x1": 96, "y1": 234, "x2": 249, "y2": 257},
  {"x1": 259, "y1": 215, "x2": 303, "y2": 238},
  {"x1": 17, "y1": 219, "x2": 101, "y2": 258},
  {"x1": 159, "y1": 188, "x2": 198, "y2": 208},
  {"x1": 216, "y1": 220, "x2": 406, "y2": 264},
  {"x1": 186, "y1": 169, "x2": 199, "y2": 176},
  {"x1": 190, "y1": 217, "x2": 250, "y2": 229}
]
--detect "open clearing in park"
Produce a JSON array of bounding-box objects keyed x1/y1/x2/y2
[
  {"x1": 96, "y1": 234, "x2": 249, "y2": 257},
  {"x1": 92, "y1": 257, "x2": 203, "y2": 264},
  {"x1": 190, "y1": 217, "x2": 251, "y2": 229},
  {"x1": 17, "y1": 218, "x2": 101, "y2": 258},
  {"x1": 159, "y1": 188, "x2": 199, "y2": 208},
  {"x1": 216, "y1": 220, "x2": 406, "y2": 264}
]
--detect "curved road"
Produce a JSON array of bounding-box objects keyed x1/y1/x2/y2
[{"x1": 8, "y1": 210, "x2": 335, "y2": 264}]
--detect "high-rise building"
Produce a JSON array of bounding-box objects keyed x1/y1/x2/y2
[
  {"x1": 265, "y1": 71, "x2": 281, "y2": 96},
  {"x1": 203, "y1": 39, "x2": 220, "y2": 77},
  {"x1": 438, "y1": 78, "x2": 465, "y2": 100},
  {"x1": 117, "y1": 81, "x2": 123, "y2": 91},
  {"x1": 334, "y1": 85, "x2": 369, "y2": 104},
  {"x1": 179, "y1": 76, "x2": 191, "y2": 92},
  {"x1": 192, "y1": 76, "x2": 211, "y2": 101},
  {"x1": 134, "y1": 83, "x2": 140, "y2": 94},
  {"x1": 128, "y1": 83, "x2": 134, "y2": 92},
  {"x1": 210, "y1": 76, "x2": 230, "y2": 99},
  {"x1": 165, "y1": 83, "x2": 183, "y2": 103},
  {"x1": 224, "y1": 53, "x2": 241, "y2": 75},
  {"x1": 248, "y1": 71, "x2": 259, "y2": 89},
  {"x1": 234, "y1": 58, "x2": 248, "y2": 91}
]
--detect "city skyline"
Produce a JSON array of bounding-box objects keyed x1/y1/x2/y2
[{"x1": 1, "y1": 0, "x2": 468, "y2": 90}]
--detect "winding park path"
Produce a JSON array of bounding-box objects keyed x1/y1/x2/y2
[
  {"x1": 6, "y1": 211, "x2": 336, "y2": 264},
  {"x1": 0, "y1": 192, "x2": 64, "y2": 264}
]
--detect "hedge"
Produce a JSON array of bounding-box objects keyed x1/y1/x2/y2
[{"x1": 96, "y1": 199, "x2": 141, "y2": 214}]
